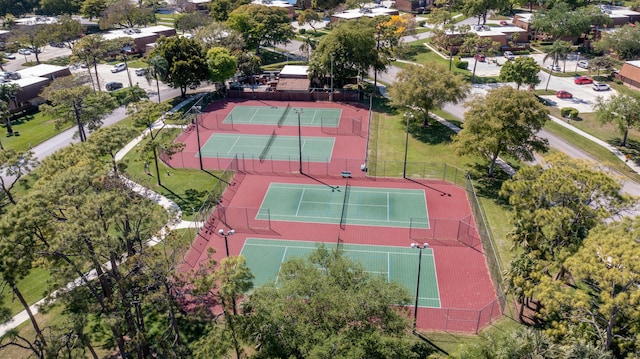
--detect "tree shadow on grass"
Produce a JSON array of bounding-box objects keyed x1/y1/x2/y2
[
  {"x1": 467, "y1": 162, "x2": 512, "y2": 207},
  {"x1": 160, "y1": 185, "x2": 208, "y2": 216},
  {"x1": 409, "y1": 118, "x2": 455, "y2": 146}
]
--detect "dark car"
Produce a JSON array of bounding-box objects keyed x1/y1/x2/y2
[
  {"x1": 105, "y1": 82, "x2": 123, "y2": 91},
  {"x1": 574, "y1": 76, "x2": 593, "y2": 85},
  {"x1": 556, "y1": 90, "x2": 573, "y2": 99},
  {"x1": 135, "y1": 68, "x2": 147, "y2": 76}
]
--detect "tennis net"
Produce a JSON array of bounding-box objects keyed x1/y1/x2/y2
[
  {"x1": 259, "y1": 129, "x2": 277, "y2": 163},
  {"x1": 339, "y1": 180, "x2": 350, "y2": 229},
  {"x1": 277, "y1": 103, "x2": 291, "y2": 128}
]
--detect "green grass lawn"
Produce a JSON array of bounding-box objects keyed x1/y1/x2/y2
[
  {"x1": 3, "y1": 111, "x2": 71, "y2": 151},
  {"x1": 0, "y1": 267, "x2": 50, "y2": 316},
  {"x1": 119, "y1": 127, "x2": 229, "y2": 221}
]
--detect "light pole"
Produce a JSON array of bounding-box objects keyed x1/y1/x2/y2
[
  {"x1": 295, "y1": 108, "x2": 303, "y2": 174},
  {"x1": 218, "y1": 228, "x2": 235, "y2": 257},
  {"x1": 403, "y1": 112, "x2": 413, "y2": 179},
  {"x1": 411, "y1": 242, "x2": 429, "y2": 330},
  {"x1": 194, "y1": 105, "x2": 204, "y2": 170}
]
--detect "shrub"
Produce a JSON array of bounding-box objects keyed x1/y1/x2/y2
[
  {"x1": 560, "y1": 107, "x2": 579, "y2": 119},
  {"x1": 299, "y1": 28, "x2": 306, "y2": 35},
  {"x1": 455, "y1": 61, "x2": 469, "y2": 70},
  {"x1": 110, "y1": 85, "x2": 148, "y2": 106}
]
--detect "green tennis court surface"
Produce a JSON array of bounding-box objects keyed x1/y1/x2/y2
[
  {"x1": 257, "y1": 183, "x2": 429, "y2": 228},
  {"x1": 241, "y1": 238, "x2": 441, "y2": 308},
  {"x1": 200, "y1": 133, "x2": 335, "y2": 161},
  {"x1": 223, "y1": 105, "x2": 341, "y2": 127}
]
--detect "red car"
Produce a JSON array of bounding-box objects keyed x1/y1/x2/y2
[
  {"x1": 556, "y1": 90, "x2": 573, "y2": 99},
  {"x1": 500, "y1": 20, "x2": 508, "y2": 26},
  {"x1": 474, "y1": 54, "x2": 486, "y2": 62},
  {"x1": 574, "y1": 76, "x2": 593, "y2": 84}
]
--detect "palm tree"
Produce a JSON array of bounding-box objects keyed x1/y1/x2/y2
[
  {"x1": 298, "y1": 36, "x2": 316, "y2": 61},
  {"x1": 145, "y1": 55, "x2": 168, "y2": 103},
  {"x1": 544, "y1": 40, "x2": 572, "y2": 73}
]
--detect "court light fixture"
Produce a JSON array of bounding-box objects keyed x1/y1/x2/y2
[
  {"x1": 219, "y1": 229, "x2": 235, "y2": 256},
  {"x1": 411, "y1": 242, "x2": 429, "y2": 330}
]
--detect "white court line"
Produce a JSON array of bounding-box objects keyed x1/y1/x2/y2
[
  {"x1": 244, "y1": 242, "x2": 418, "y2": 257},
  {"x1": 386, "y1": 192, "x2": 390, "y2": 221},
  {"x1": 274, "y1": 246, "x2": 288, "y2": 285},
  {"x1": 227, "y1": 137, "x2": 242, "y2": 154},
  {"x1": 248, "y1": 108, "x2": 259, "y2": 123},
  {"x1": 294, "y1": 188, "x2": 306, "y2": 216}
]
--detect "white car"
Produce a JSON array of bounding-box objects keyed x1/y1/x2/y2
[
  {"x1": 546, "y1": 64, "x2": 561, "y2": 72},
  {"x1": 17, "y1": 48, "x2": 32, "y2": 55},
  {"x1": 592, "y1": 82, "x2": 610, "y2": 91},
  {"x1": 111, "y1": 62, "x2": 127, "y2": 73},
  {"x1": 577, "y1": 60, "x2": 589, "y2": 69},
  {"x1": 503, "y1": 51, "x2": 515, "y2": 60},
  {"x1": 3, "y1": 53, "x2": 16, "y2": 59}
]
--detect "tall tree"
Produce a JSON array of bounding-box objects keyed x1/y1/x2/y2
[
  {"x1": 536, "y1": 218, "x2": 640, "y2": 356},
  {"x1": 145, "y1": 55, "x2": 168, "y2": 103},
  {"x1": 543, "y1": 40, "x2": 573, "y2": 73},
  {"x1": 297, "y1": 9, "x2": 321, "y2": 33},
  {"x1": 588, "y1": 55, "x2": 615, "y2": 77},
  {"x1": 242, "y1": 246, "x2": 431, "y2": 358},
  {"x1": 0, "y1": 83, "x2": 21, "y2": 135},
  {"x1": 85, "y1": 125, "x2": 136, "y2": 175},
  {"x1": 309, "y1": 18, "x2": 384, "y2": 88},
  {"x1": 81, "y1": 0, "x2": 107, "y2": 20},
  {"x1": 460, "y1": 34, "x2": 500, "y2": 81},
  {"x1": 14, "y1": 25, "x2": 50, "y2": 64},
  {"x1": 594, "y1": 23, "x2": 640, "y2": 61},
  {"x1": 499, "y1": 56, "x2": 541, "y2": 89},
  {"x1": 72, "y1": 34, "x2": 123, "y2": 91},
  {"x1": 39, "y1": 0, "x2": 82, "y2": 15},
  {"x1": 0, "y1": 0, "x2": 39, "y2": 17},
  {"x1": 46, "y1": 15, "x2": 85, "y2": 50},
  {"x1": 99, "y1": 0, "x2": 155, "y2": 29},
  {"x1": 500, "y1": 154, "x2": 629, "y2": 286},
  {"x1": 195, "y1": 22, "x2": 245, "y2": 53},
  {"x1": 389, "y1": 63, "x2": 470, "y2": 126},
  {"x1": 226, "y1": 4, "x2": 295, "y2": 54},
  {"x1": 41, "y1": 76, "x2": 118, "y2": 142},
  {"x1": 0, "y1": 149, "x2": 38, "y2": 205},
  {"x1": 174, "y1": 11, "x2": 211, "y2": 33},
  {"x1": 454, "y1": 87, "x2": 549, "y2": 176},
  {"x1": 149, "y1": 36, "x2": 209, "y2": 98},
  {"x1": 128, "y1": 100, "x2": 171, "y2": 186},
  {"x1": 594, "y1": 92, "x2": 640, "y2": 147},
  {"x1": 531, "y1": 3, "x2": 609, "y2": 40},
  {"x1": 460, "y1": 0, "x2": 509, "y2": 25},
  {"x1": 191, "y1": 256, "x2": 254, "y2": 359},
  {"x1": 206, "y1": 47, "x2": 237, "y2": 85}
]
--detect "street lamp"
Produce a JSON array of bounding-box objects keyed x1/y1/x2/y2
[
  {"x1": 218, "y1": 228, "x2": 235, "y2": 257},
  {"x1": 411, "y1": 242, "x2": 429, "y2": 330},
  {"x1": 403, "y1": 112, "x2": 414, "y2": 179},
  {"x1": 194, "y1": 105, "x2": 204, "y2": 170},
  {"x1": 294, "y1": 108, "x2": 303, "y2": 174}
]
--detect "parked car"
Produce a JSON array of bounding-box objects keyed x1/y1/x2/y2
[
  {"x1": 574, "y1": 76, "x2": 593, "y2": 84},
  {"x1": 474, "y1": 54, "x2": 486, "y2": 62},
  {"x1": 577, "y1": 60, "x2": 589, "y2": 69},
  {"x1": 3, "y1": 53, "x2": 15, "y2": 59},
  {"x1": 592, "y1": 82, "x2": 610, "y2": 91},
  {"x1": 105, "y1": 81, "x2": 123, "y2": 91},
  {"x1": 503, "y1": 51, "x2": 515, "y2": 60},
  {"x1": 499, "y1": 20, "x2": 508, "y2": 26},
  {"x1": 546, "y1": 64, "x2": 561, "y2": 72},
  {"x1": 49, "y1": 41, "x2": 65, "y2": 48},
  {"x1": 556, "y1": 90, "x2": 573, "y2": 99},
  {"x1": 111, "y1": 62, "x2": 127, "y2": 73},
  {"x1": 135, "y1": 68, "x2": 147, "y2": 76},
  {"x1": 17, "y1": 48, "x2": 32, "y2": 55}
]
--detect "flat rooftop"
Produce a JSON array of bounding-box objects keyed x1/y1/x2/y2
[
  {"x1": 280, "y1": 65, "x2": 308, "y2": 77},
  {"x1": 17, "y1": 64, "x2": 68, "y2": 78}
]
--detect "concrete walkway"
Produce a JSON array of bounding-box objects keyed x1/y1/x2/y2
[{"x1": 0, "y1": 97, "x2": 202, "y2": 338}]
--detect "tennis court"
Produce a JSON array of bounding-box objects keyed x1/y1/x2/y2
[
  {"x1": 241, "y1": 238, "x2": 441, "y2": 307},
  {"x1": 199, "y1": 133, "x2": 335, "y2": 161},
  {"x1": 223, "y1": 105, "x2": 341, "y2": 127},
  {"x1": 257, "y1": 183, "x2": 429, "y2": 228}
]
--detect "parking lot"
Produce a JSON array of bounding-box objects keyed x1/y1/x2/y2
[
  {"x1": 4, "y1": 44, "x2": 173, "y2": 96},
  {"x1": 467, "y1": 52, "x2": 617, "y2": 113}
]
